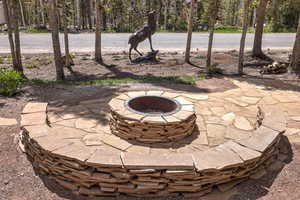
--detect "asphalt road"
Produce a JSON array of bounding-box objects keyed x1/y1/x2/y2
[{"x1": 0, "y1": 33, "x2": 295, "y2": 53}]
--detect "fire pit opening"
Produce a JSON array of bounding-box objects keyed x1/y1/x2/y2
[{"x1": 126, "y1": 96, "x2": 180, "y2": 116}]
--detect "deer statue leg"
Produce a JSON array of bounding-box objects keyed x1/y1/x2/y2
[
  {"x1": 134, "y1": 47, "x2": 143, "y2": 56},
  {"x1": 129, "y1": 46, "x2": 134, "y2": 61},
  {"x1": 148, "y1": 36, "x2": 154, "y2": 52}
]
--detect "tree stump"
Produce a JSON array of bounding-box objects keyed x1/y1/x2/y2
[{"x1": 131, "y1": 50, "x2": 159, "y2": 64}]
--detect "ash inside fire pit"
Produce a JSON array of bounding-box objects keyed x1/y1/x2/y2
[{"x1": 125, "y1": 96, "x2": 181, "y2": 116}]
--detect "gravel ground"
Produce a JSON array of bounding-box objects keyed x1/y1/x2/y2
[{"x1": 0, "y1": 50, "x2": 297, "y2": 85}]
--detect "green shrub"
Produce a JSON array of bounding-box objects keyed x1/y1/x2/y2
[
  {"x1": 214, "y1": 25, "x2": 241, "y2": 33},
  {"x1": 208, "y1": 64, "x2": 223, "y2": 75},
  {"x1": 0, "y1": 69, "x2": 25, "y2": 96},
  {"x1": 0, "y1": 57, "x2": 4, "y2": 64},
  {"x1": 198, "y1": 73, "x2": 208, "y2": 80}
]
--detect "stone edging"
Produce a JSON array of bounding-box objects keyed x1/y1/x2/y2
[
  {"x1": 109, "y1": 91, "x2": 196, "y2": 143},
  {"x1": 20, "y1": 100, "x2": 287, "y2": 197}
]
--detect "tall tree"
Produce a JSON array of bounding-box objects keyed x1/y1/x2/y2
[
  {"x1": 185, "y1": 0, "x2": 196, "y2": 63},
  {"x1": 38, "y1": 0, "x2": 46, "y2": 28},
  {"x1": 75, "y1": 0, "x2": 81, "y2": 29},
  {"x1": 18, "y1": 0, "x2": 26, "y2": 26},
  {"x1": 87, "y1": 0, "x2": 94, "y2": 29},
  {"x1": 48, "y1": 0, "x2": 65, "y2": 80},
  {"x1": 206, "y1": 0, "x2": 220, "y2": 69},
  {"x1": 252, "y1": 0, "x2": 269, "y2": 59},
  {"x1": 271, "y1": 0, "x2": 280, "y2": 32},
  {"x1": 95, "y1": 0, "x2": 103, "y2": 64},
  {"x1": 289, "y1": 15, "x2": 300, "y2": 73},
  {"x1": 238, "y1": 0, "x2": 251, "y2": 74},
  {"x1": 2, "y1": 0, "x2": 24, "y2": 76},
  {"x1": 163, "y1": 0, "x2": 169, "y2": 30},
  {"x1": 62, "y1": 0, "x2": 73, "y2": 68}
]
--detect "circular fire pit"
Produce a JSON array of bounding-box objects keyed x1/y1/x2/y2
[
  {"x1": 20, "y1": 89, "x2": 287, "y2": 198},
  {"x1": 125, "y1": 96, "x2": 181, "y2": 116},
  {"x1": 109, "y1": 92, "x2": 196, "y2": 143}
]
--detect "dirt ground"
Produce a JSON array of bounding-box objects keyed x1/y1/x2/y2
[
  {"x1": 1, "y1": 50, "x2": 300, "y2": 200},
  {"x1": 0, "y1": 50, "x2": 298, "y2": 84}
]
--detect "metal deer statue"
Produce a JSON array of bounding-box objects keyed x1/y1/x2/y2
[{"x1": 128, "y1": 11, "x2": 157, "y2": 61}]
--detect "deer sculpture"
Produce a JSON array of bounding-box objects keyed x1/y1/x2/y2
[{"x1": 128, "y1": 11, "x2": 157, "y2": 61}]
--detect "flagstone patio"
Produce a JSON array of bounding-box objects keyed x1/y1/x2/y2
[{"x1": 18, "y1": 78, "x2": 300, "y2": 197}]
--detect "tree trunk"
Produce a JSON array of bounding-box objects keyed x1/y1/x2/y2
[
  {"x1": 13, "y1": 0, "x2": 23, "y2": 71},
  {"x1": 75, "y1": 0, "x2": 81, "y2": 29},
  {"x1": 39, "y1": 0, "x2": 46, "y2": 28},
  {"x1": 63, "y1": 0, "x2": 71, "y2": 68},
  {"x1": 252, "y1": 0, "x2": 268, "y2": 58},
  {"x1": 95, "y1": 0, "x2": 103, "y2": 64},
  {"x1": 289, "y1": 15, "x2": 300, "y2": 73},
  {"x1": 48, "y1": 0, "x2": 65, "y2": 80},
  {"x1": 206, "y1": 0, "x2": 220, "y2": 70},
  {"x1": 18, "y1": 0, "x2": 26, "y2": 26},
  {"x1": 185, "y1": 0, "x2": 195, "y2": 63},
  {"x1": 206, "y1": 29, "x2": 214, "y2": 69},
  {"x1": 164, "y1": 0, "x2": 168, "y2": 30},
  {"x1": 146, "y1": 0, "x2": 151, "y2": 12},
  {"x1": 252, "y1": 7, "x2": 256, "y2": 28},
  {"x1": 89, "y1": 0, "x2": 94, "y2": 29},
  {"x1": 3, "y1": 0, "x2": 24, "y2": 76},
  {"x1": 271, "y1": 0, "x2": 280, "y2": 32},
  {"x1": 238, "y1": 0, "x2": 251, "y2": 74}
]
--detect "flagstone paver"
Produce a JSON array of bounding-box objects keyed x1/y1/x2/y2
[
  {"x1": 222, "y1": 113, "x2": 236, "y2": 122},
  {"x1": 21, "y1": 112, "x2": 47, "y2": 127},
  {"x1": 19, "y1": 81, "x2": 300, "y2": 197},
  {"x1": 22, "y1": 102, "x2": 48, "y2": 114},
  {"x1": 0, "y1": 117, "x2": 18, "y2": 126},
  {"x1": 234, "y1": 116, "x2": 254, "y2": 131}
]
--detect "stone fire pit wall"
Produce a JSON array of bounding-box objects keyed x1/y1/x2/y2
[
  {"x1": 20, "y1": 102, "x2": 287, "y2": 198},
  {"x1": 109, "y1": 92, "x2": 197, "y2": 143}
]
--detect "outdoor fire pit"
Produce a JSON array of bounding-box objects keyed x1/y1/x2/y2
[
  {"x1": 125, "y1": 96, "x2": 180, "y2": 116},
  {"x1": 20, "y1": 89, "x2": 287, "y2": 198},
  {"x1": 109, "y1": 92, "x2": 196, "y2": 143}
]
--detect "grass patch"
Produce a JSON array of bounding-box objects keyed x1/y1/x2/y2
[
  {"x1": 195, "y1": 55, "x2": 206, "y2": 59},
  {"x1": 28, "y1": 74, "x2": 208, "y2": 87},
  {"x1": 208, "y1": 64, "x2": 223, "y2": 75},
  {"x1": 23, "y1": 28, "x2": 49, "y2": 34},
  {"x1": 24, "y1": 60, "x2": 40, "y2": 69},
  {"x1": 24, "y1": 58, "x2": 53, "y2": 69},
  {"x1": 214, "y1": 25, "x2": 242, "y2": 33}
]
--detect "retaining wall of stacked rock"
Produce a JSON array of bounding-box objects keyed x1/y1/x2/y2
[
  {"x1": 20, "y1": 102, "x2": 287, "y2": 198},
  {"x1": 109, "y1": 93, "x2": 197, "y2": 143},
  {"x1": 110, "y1": 111, "x2": 196, "y2": 144}
]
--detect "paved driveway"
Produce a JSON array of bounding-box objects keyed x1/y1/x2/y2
[{"x1": 0, "y1": 33, "x2": 296, "y2": 53}]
